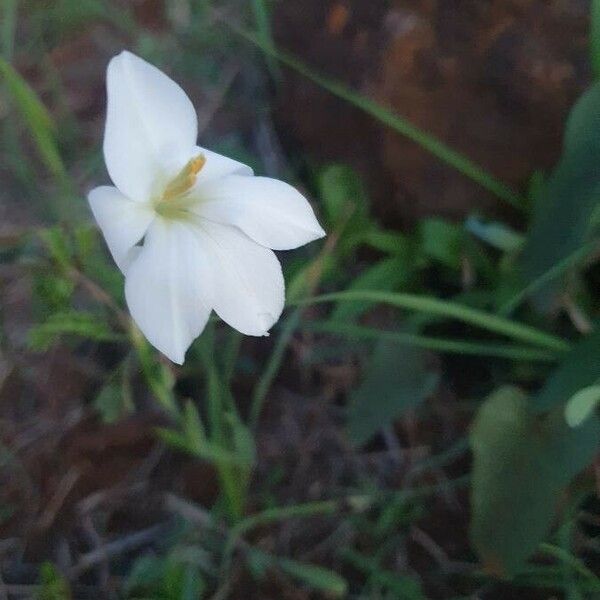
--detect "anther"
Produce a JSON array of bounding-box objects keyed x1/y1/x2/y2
[{"x1": 162, "y1": 154, "x2": 206, "y2": 201}]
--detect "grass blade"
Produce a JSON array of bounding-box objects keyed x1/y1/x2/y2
[
  {"x1": 303, "y1": 320, "x2": 559, "y2": 362},
  {"x1": 0, "y1": 56, "x2": 67, "y2": 181},
  {"x1": 231, "y1": 27, "x2": 524, "y2": 209},
  {"x1": 1, "y1": 0, "x2": 17, "y2": 61},
  {"x1": 592, "y1": 0, "x2": 600, "y2": 79},
  {"x1": 297, "y1": 290, "x2": 569, "y2": 352},
  {"x1": 251, "y1": 0, "x2": 279, "y2": 78}
]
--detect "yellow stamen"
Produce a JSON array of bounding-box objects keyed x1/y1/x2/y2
[{"x1": 162, "y1": 154, "x2": 206, "y2": 201}]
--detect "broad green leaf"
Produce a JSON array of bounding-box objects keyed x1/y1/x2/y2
[
  {"x1": 470, "y1": 386, "x2": 600, "y2": 577},
  {"x1": 565, "y1": 385, "x2": 600, "y2": 428},
  {"x1": 0, "y1": 57, "x2": 66, "y2": 179},
  {"x1": 330, "y1": 257, "x2": 411, "y2": 322},
  {"x1": 348, "y1": 342, "x2": 439, "y2": 445},
  {"x1": 533, "y1": 326, "x2": 600, "y2": 412},
  {"x1": 520, "y1": 83, "x2": 600, "y2": 301},
  {"x1": 564, "y1": 83, "x2": 600, "y2": 152}
]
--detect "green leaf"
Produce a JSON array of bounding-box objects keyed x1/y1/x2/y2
[
  {"x1": 125, "y1": 555, "x2": 164, "y2": 594},
  {"x1": 465, "y1": 216, "x2": 524, "y2": 253},
  {"x1": 565, "y1": 385, "x2": 600, "y2": 428},
  {"x1": 348, "y1": 341, "x2": 439, "y2": 445},
  {"x1": 246, "y1": 547, "x2": 347, "y2": 598},
  {"x1": 520, "y1": 83, "x2": 600, "y2": 302},
  {"x1": 330, "y1": 257, "x2": 411, "y2": 322},
  {"x1": 39, "y1": 227, "x2": 73, "y2": 272},
  {"x1": 28, "y1": 310, "x2": 120, "y2": 351},
  {"x1": 182, "y1": 400, "x2": 207, "y2": 452},
  {"x1": 0, "y1": 57, "x2": 66, "y2": 179},
  {"x1": 318, "y1": 164, "x2": 371, "y2": 255},
  {"x1": 319, "y1": 164, "x2": 367, "y2": 225},
  {"x1": 564, "y1": 83, "x2": 600, "y2": 152},
  {"x1": 361, "y1": 228, "x2": 413, "y2": 256},
  {"x1": 93, "y1": 363, "x2": 134, "y2": 424},
  {"x1": 592, "y1": 0, "x2": 600, "y2": 79},
  {"x1": 418, "y1": 218, "x2": 465, "y2": 269},
  {"x1": 277, "y1": 557, "x2": 347, "y2": 597},
  {"x1": 470, "y1": 386, "x2": 600, "y2": 577},
  {"x1": 533, "y1": 326, "x2": 600, "y2": 412},
  {"x1": 36, "y1": 562, "x2": 71, "y2": 600}
]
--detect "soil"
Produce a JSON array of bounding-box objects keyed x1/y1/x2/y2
[{"x1": 273, "y1": 0, "x2": 590, "y2": 224}]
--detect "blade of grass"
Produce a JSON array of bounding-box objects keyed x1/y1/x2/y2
[
  {"x1": 539, "y1": 543, "x2": 600, "y2": 591},
  {"x1": 592, "y1": 0, "x2": 600, "y2": 79},
  {"x1": 0, "y1": 57, "x2": 67, "y2": 182},
  {"x1": 251, "y1": 0, "x2": 279, "y2": 79},
  {"x1": 302, "y1": 320, "x2": 559, "y2": 362},
  {"x1": 296, "y1": 290, "x2": 569, "y2": 352},
  {"x1": 250, "y1": 308, "x2": 301, "y2": 428},
  {"x1": 228, "y1": 25, "x2": 524, "y2": 209},
  {"x1": 1, "y1": 0, "x2": 17, "y2": 61},
  {"x1": 250, "y1": 206, "x2": 349, "y2": 428}
]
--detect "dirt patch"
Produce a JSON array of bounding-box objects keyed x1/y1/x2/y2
[{"x1": 273, "y1": 0, "x2": 590, "y2": 224}]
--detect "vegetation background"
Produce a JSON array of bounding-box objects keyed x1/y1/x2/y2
[{"x1": 0, "y1": 0, "x2": 599, "y2": 598}]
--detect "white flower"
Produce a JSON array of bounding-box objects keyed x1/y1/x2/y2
[{"x1": 88, "y1": 51, "x2": 325, "y2": 364}]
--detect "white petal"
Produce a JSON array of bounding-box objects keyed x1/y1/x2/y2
[
  {"x1": 88, "y1": 185, "x2": 155, "y2": 272},
  {"x1": 125, "y1": 219, "x2": 213, "y2": 364},
  {"x1": 194, "y1": 146, "x2": 253, "y2": 183},
  {"x1": 195, "y1": 175, "x2": 325, "y2": 250},
  {"x1": 196, "y1": 221, "x2": 285, "y2": 335},
  {"x1": 104, "y1": 51, "x2": 198, "y2": 201}
]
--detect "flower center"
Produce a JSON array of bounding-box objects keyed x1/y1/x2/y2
[{"x1": 154, "y1": 154, "x2": 205, "y2": 220}]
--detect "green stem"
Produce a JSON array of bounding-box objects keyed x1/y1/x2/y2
[
  {"x1": 250, "y1": 306, "x2": 302, "y2": 429},
  {"x1": 295, "y1": 290, "x2": 570, "y2": 352},
  {"x1": 303, "y1": 320, "x2": 559, "y2": 362},
  {"x1": 197, "y1": 328, "x2": 245, "y2": 521},
  {"x1": 230, "y1": 26, "x2": 524, "y2": 209}
]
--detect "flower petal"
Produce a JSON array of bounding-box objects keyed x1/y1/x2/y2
[
  {"x1": 195, "y1": 175, "x2": 325, "y2": 250},
  {"x1": 104, "y1": 51, "x2": 198, "y2": 201},
  {"x1": 125, "y1": 219, "x2": 213, "y2": 364},
  {"x1": 88, "y1": 185, "x2": 155, "y2": 272},
  {"x1": 194, "y1": 146, "x2": 253, "y2": 183},
  {"x1": 196, "y1": 221, "x2": 285, "y2": 335}
]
